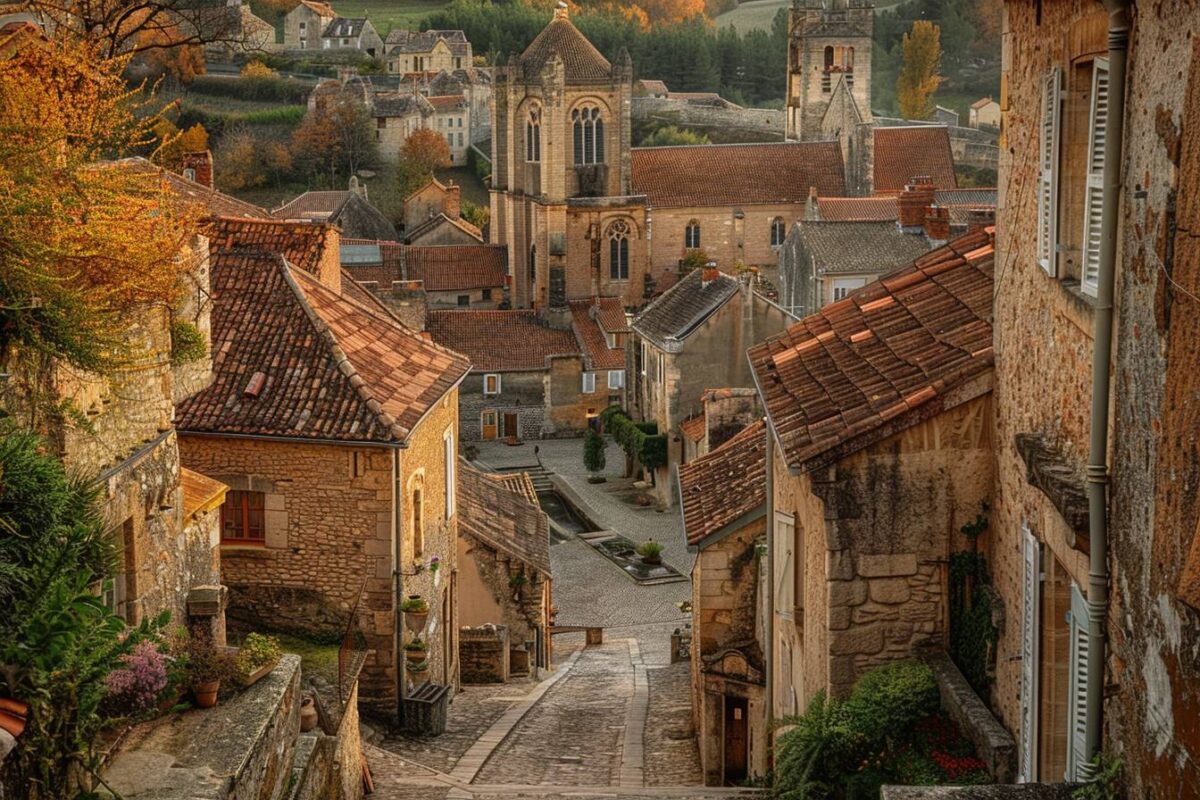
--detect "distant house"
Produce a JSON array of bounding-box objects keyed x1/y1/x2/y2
[
  {"x1": 932, "y1": 104, "x2": 960, "y2": 127},
  {"x1": 340, "y1": 240, "x2": 508, "y2": 309},
  {"x1": 194, "y1": 0, "x2": 277, "y2": 59},
  {"x1": 404, "y1": 213, "x2": 484, "y2": 246},
  {"x1": 636, "y1": 78, "x2": 668, "y2": 97},
  {"x1": 386, "y1": 29, "x2": 472, "y2": 73},
  {"x1": 282, "y1": 0, "x2": 334, "y2": 50},
  {"x1": 373, "y1": 91, "x2": 472, "y2": 164},
  {"x1": 404, "y1": 177, "x2": 461, "y2": 231},
  {"x1": 272, "y1": 184, "x2": 396, "y2": 241},
  {"x1": 969, "y1": 96, "x2": 1000, "y2": 129},
  {"x1": 320, "y1": 17, "x2": 383, "y2": 56}
]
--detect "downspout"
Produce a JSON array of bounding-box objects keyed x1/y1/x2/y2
[
  {"x1": 764, "y1": 419, "x2": 775, "y2": 745},
  {"x1": 394, "y1": 448, "x2": 408, "y2": 728},
  {"x1": 1085, "y1": 0, "x2": 1129, "y2": 769}
]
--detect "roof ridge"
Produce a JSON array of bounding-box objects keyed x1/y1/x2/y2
[{"x1": 631, "y1": 139, "x2": 837, "y2": 152}]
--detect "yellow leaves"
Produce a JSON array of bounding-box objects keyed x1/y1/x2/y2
[
  {"x1": 240, "y1": 59, "x2": 276, "y2": 79},
  {"x1": 896, "y1": 20, "x2": 943, "y2": 121}
]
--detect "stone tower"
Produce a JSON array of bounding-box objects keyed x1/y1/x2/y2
[{"x1": 785, "y1": 0, "x2": 874, "y2": 141}]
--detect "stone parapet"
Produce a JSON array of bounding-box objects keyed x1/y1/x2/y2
[{"x1": 918, "y1": 650, "x2": 1016, "y2": 783}]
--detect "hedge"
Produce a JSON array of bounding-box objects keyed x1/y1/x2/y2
[
  {"x1": 189, "y1": 74, "x2": 312, "y2": 104},
  {"x1": 600, "y1": 406, "x2": 667, "y2": 471}
]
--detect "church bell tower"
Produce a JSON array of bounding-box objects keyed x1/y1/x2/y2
[{"x1": 785, "y1": 0, "x2": 874, "y2": 141}]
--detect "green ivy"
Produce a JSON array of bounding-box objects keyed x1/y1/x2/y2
[
  {"x1": 600, "y1": 406, "x2": 668, "y2": 471},
  {"x1": 169, "y1": 320, "x2": 207, "y2": 366},
  {"x1": 948, "y1": 550, "x2": 998, "y2": 698}
]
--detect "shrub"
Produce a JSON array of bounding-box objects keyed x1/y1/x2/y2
[
  {"x1": 170, "y1": 319, "x2": 206, "y2": 365},
  {"x1": 403, "y1": 638, "x2": 427, "y2": 652},
  {"x1": 400, "y1": 596, "x2": 429, "y2": 613},
  {"x1": 773, "y1": 692, "x2": 862, "y2": 800},
  {"x1": 187, "y1": 633, "x2": 236, "y2": 685},
  {"x1": 190, "y1": 73, "x2": 310, "y2": 104},
  {"x1": 843, "y1": 661, "x2": 940, "y2": 748},
  {"x1": 636, "y1": 539, "x2": 664, "y2": 559},
  {"x1": 103, "y1": 640, "x2": 170, "y2": 717},
  {"x1": 600, "y1": 406, "x2": 668, "y2": 472},
  {"x1": 583, "y1": 428, "x2": 607, "y2": 474},
  {"x1": 236, "y1": 632, "x2": 281, "y2": 675}
]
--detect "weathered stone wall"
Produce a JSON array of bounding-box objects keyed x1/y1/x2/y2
[
  {"x1": 563, "y1": 204, "x2": 652, "y2": 307},
  {"x1": 701, "y1": 388, "x2": 760, "y2": 454},
  {"x1": 632, "y1": 97, "x2": 784, "y2": 137},
  {"x1": 647, "y1": 202, "x2": 802, "y2": 273},
  {"x1": 459, "y1": 625, "x2": 510, "y2": 683},
  {"x1": 547, "y1": 354, "x2": 616, "y2": 436},
  {"x1": 457, "y1": 534, "x2": 548, "y2": 652},
  {"x1": 694, "y1": 519, "x2": 765, "y2": 656},
  {"x1": 458, "y1": 370, "x2": 546, "y2": 441}
]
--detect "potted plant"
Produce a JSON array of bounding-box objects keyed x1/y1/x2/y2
[
  {"x1": 401, "y1": 595, "x2": 430, "y2": 633},
  {"x1": 636, "y1": 539, "x2": 664, "y2": 566},
  {"x1": 427, "y1": 555, "x2": 441, "y2": 576},
  {"x1": 403, "y1": 637, "x2": 428, "y2": 664},
  {"x1": 187, "y1": 634, "x2": 235, "y2": 709},
  {"x1": 236, "y1": 632, "x2": 282, "y2": 688},
  {"x1": 407, "y1": 659, "x2": 430, "y2": 676}
]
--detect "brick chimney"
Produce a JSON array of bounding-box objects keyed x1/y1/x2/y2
[
  {"x1": 444, "y1": 183, "x2": 461, "y2": 220},
  {"x1": 898, "y1": 178, "x2": 936, "y2": 231},
  {"x1": 701, "y1": 261, "x2": 720, "y2": 286},
  {"x1": 181, "y1": 151, "x2": 213, "y2": 189},
  {"x1": 924, "y1": 205, "x2": 951, "y2": 243},
  {"x1": 316, "y1": 225, "x2": 342, "y2": 293},
  {"x1": 806, "y1": 186, "x2": 819, "y2": 221}
]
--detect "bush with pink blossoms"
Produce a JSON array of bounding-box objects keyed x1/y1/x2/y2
[{"x1": 103, "y1": 640, "x2": 169, "y2": 717}]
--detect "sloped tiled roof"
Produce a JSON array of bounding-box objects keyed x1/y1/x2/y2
[
  {"x1": 569, "y1": 300, "x2": 624, "y2": 370},
  {"x1": 748, "y1": 229, "x2": 995, "y2": 473},
  {"x1": 632, "y1": 270, "x2": 740, "y2": 352},
  {"x1": 341, "y1": 240, "x2": 507, "y2": 292},
  {"x1": 273, "y1": 190, "x2": 348, "y2": 217},
  {"x1": 176, "y1": 244, "x2": 470, "y2": 444},
  {"x1": 680, "y1": 415, "x2": 706, "y2": 443},
  {"x1": 459, "y1": 461, "x2": 551, "y2": 576},
  {"x1": 517, "y1": 13, "x2": 611, "y2": 84},
  {"x1": 970, "y1": 96, "x2": 997, "y2": 109},
  {"x1": 404, "y1": 212, "x2": 483, "y2": 244},
  {"x1": 935, "y1": 188, "x2": 997, "y2": 208},
  {"x1": 113, "y1": 158, "x2": 269, "y2": 219},
  {"x1": 181, "y1": 468, "x2": 228, "y2": 520},
  {"x1": 816, "y1": 196, "x2": 897, "y2": 222},
  {"x1": 298, "y1": 0, "x2": 335, "y2": 17},
  {"x1": 273, "y1": 191, "x2": 396, "y2": 241},
  {"x1": 793, "y1": 221, "x2": 932, "y2": 275},
  {"x1": 596, "y1": 296, "x2": 629, "y2": 333},
  {"x1": 638, "y1": 79, "x2": 668, "y2": 94},
  {"x1": 427, "y1": 94, "x2": 466, "y2": 112},
  {"x1": 387, "y1": 28, "x2": 470, "y2": 56},
  {"x1": 631, "y1": 142, "x2": 846, "y2": 207},
  {"x1": 872, "y1": 126, "x2": 958, "y2": 194},
  {"x1": 204, "y1": 217, "x2": 333, "y2": 276},
  {"x1": 426, "y1": 310, "x2": 579, "y2": 372},
  {"x1": 679, "y1": 420, "x2": 766, "y2": 547},
  {"x1": 322, "y1": 17, "x2": 368, "y2": 38}
]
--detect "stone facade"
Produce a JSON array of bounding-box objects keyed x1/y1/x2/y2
[
  {"x1": 457, "y1": 537, "x2": 552, "y2": 668},
  {"x1": 282, "y1": 1, "x2": 333, "y2": 50},
  {"x1": 785, "y1": 0, "x2": 873, "y2": 141},
  {"x1": 459, "y1": 625, "x2": 511, "y2": 684},
  {"x1": 645, "y1": 202, "x2": 802, "y2": 273}
]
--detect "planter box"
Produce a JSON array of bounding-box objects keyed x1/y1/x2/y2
[{"x1": 241, "y1": 658, "x2": 280, "y2": 688}]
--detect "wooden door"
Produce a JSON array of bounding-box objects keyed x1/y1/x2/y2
[
  {"x1": 723, "y1": 696, "x2": 749, "y2": 784},
  {"x1": 481, "y1": 410, "x2": 497, "y2": 440},
  {"x1": 503, "y1": 413, "x2": 519, "y2": 439}
]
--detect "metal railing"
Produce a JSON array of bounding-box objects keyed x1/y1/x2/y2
[{"x1": 337, "y1": 578, "x2": 369, "y2": 705}]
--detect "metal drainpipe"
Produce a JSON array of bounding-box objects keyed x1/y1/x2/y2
[
  {"x1": 394, "y1": 448, "x2": 408, "y2": 729},
  {"x1": 1085, "y1": 0, "x2": 1130, "y2": 769},
  {"x1": 764, "y1": 419, "x2": 775, "y2": 743}
]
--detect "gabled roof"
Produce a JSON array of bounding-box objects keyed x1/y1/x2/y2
[
  {"x1": 632, "y1": 270, "x2": 740, "y2": 352},
  {"x1": 203, "y1": 217, "x2": 333, "y2": 276},
  {"x1": 426, "y1": 310, "x2": 579, "y2": 372},
  {"x1": 340, "y1": 240, "x2": 508, "y2": 292},
  {"x1": 373, "y1": 91, "x2": 432, "y2": 117},
  {"x1": 296, "y1": 0, "x2": 335, "y2": 18},
  {"x1": 427, "y1": 93, "x2": 466, "y2": 112},
  {"x1": 322, "y1": 17, "x2": 369, "y2": 38},
  {"x1": 459, "y1": 461, "x2": 550, "y2": 576},
  {"x1": 517, "y1": 11, "x2": 611, "y2": 84},
  {"x1": 872, "y1": 126, "x2": 957, "y2": 194},
  {"x1": 386, "y1": 28, "x2": 471, "y2": 56},
  {"x1": 181, "y1": 468, "x2": 228, "y2": 520},
  {"x1": 748, "y1": 229, "x2": 995, "y2": 474},
  {"x1": 569, "y1": 300, "x2": 624, "y2": 370},
  {"x1": 970, "y1": 96, "x2": 997, "y2": 109},
  {"x1": 679, "y1": 420, "x2": 766, "y2": 548},
  {"x1": 273, "y1": 191, "x2": 395, "y2": 241},
  {"x1": 176, "y1": 237, "x2": 470, "y2": 445},
  {"x1": 403, "y1": 212, "x2": 483, "y2": 244},
  {"x1": 680, "y1": 415, "x2": 706, "y2": 443},
  {"x1": 816, "y1": 196, "x2": 897, "y2": 222},
  {"x1": 113, "y1": 157, "x2": 269, "y2": 219},
  {"x1": 596, "y1": 296, "x2": 629, "y2": 333},
  {"x1": 790, "y1": 220, "x2": 932, "y2": 275},
  {"x1": 631, "y1": 141, "x2": 846, "y2": 207}
]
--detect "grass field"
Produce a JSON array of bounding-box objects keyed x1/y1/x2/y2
[{"x1": 326, "y1": 0, "x2": 452, "y2": 36}]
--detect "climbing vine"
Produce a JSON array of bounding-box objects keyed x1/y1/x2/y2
[{"x1": 948, "y1": 503, "x2": 997, "y2": 699}]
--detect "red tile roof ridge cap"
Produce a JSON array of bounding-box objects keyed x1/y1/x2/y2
[
  {"x1": 632, "y1": 139, "x2": 830, "y2": 152},
  {"x1": 680, "y1": 418, "x2": 765, "y2": 472}
]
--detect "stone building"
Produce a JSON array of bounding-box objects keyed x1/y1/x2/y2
[
  {"x1": 273, "y1": 184, "x2": 396, "y2": 241},
  {"x1": 680, "y1": 388, "x2": 761, "y2": 464},
  {"x1": 341, "y1": 240, "x2": 508, "y2": 309},
  {"x1": 784, "y1": 0, "x2": 873, "y2": 142},
  {"x1": 678, "y1": 420, "x2": 768, "y2": 786},
  {"x1": 426, "y1": 304, "x2": 624, "y2": 440},
  {"x1": 969, "y1": 96, "x2": 1000, "y2": 129},
  {"x1": 988, "y1": 1, "x2": 1200, "y2": 790},
  {"x1": 373, "y1": 90, "x2": 475, "y2": 165},
  {"x1": 319, "y1": 17, "x2": 383, "y2": 56},
  {"x1": 628, "y1": 267, "x2": 793, "y2": 501},
  {"x1": 385, "y1": 29, "x2": 472, "y2": 74},
  {"x1": 457, "y1": 463, "x2": 553, "y2": 680},
  {"x1": 405, "y1": 212, "x2": 485, "y2": 245},
  {"x1": 282, "y1": 0, "x2": 335, "y2": 50},
  {"x1": 747, "y1": 230, "x2": 994, "y2": 712},
  {"x1": 403, "y1": 176, "x2": 461, "y2": 231},
  {"x1": 175, "y1": 218, "x2": 472, "y2": 716}
]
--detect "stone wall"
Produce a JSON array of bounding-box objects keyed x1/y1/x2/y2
[
  {"x1": 547, "y1": 354, "x2": 616, "y2": 436},
  {"x1": 647, "y1": 202, "x2": 801, "y2": 273},
  {"x1": 458, "y1": 370, "x2": 546, "y2": 441},
  {"x1": 632, "y1": 97, "x2": 784, "y2": 138},
  {"x1": 459, "y1": 625, "x2": 510, "y2": 683}
]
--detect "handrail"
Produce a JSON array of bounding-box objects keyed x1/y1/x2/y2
[{"x1": 338, "y1": 577, "x2": 369, "y2": 705}]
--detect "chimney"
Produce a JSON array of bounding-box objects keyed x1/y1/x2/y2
[
  {"x1": 553, "y1": 0, "x2": 569, "y2": 20},
  {"x1": 181, "y1": 151, "x2": 213, "y2": 189},
  {"x1": 701, "y1": 261, "x2": 720, "y2": 286},
  {"x1": 923, "y1": 205, "x2": 951, "y2": 243},
  {"x1": 806, "y1": 186, "x2": 819, "y2": 221},
  {"x1": 316, "y1": 225, "x2": 342, "y2": 293},
  {"x1": 389, "y1": 280, "x2": 428, "y2": 331},
  {"x1": 898, "y1": 178, "x2": 936, "y2": 231},
  {"x1": 966, "y1": 208, "x2": 996, "y2": 234},
  {"x1": 444, "y1": 183, "x2": 461, "y2": 220}
]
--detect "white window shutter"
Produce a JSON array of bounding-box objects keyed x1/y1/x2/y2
[
  {"x1": 1019, "y1": 523, "x2": 1042, "y2": 782},
  {"x1": 1080, "y1": 59, "x2": 1110, "y2": 297},
  {"x1": 1037, "y1": 68, "x2": 1062, "y2": 276},
  {"x1": 1066, "y1": 583, "x2": 1093, "y2": 781}
]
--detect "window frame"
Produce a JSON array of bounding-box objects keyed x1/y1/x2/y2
[
  {"x1": 221, "y1": 489, "x2": 266, "y2": 544},
  {"x1": 483, "y1": 373, "x2": 501, "y2": 396},
  {"x1": 1037, "y1": 67, "x2": 1063, "y2": 277},
  {"x1": 443, "y1": 428, "x2": 455, "y2": 519},
  {"x1": 572, "y1": 105, "x2": 605, "y2": 166},
  {"x1": 771, "y1": 216, "x2": 786, "y2": 247},
  {"x1": 582, "y1": 371, "x2": 596, "y2": 394},
  {"x1": 685, "y1": 220, "x2": 701, "y2": 250},
  {"x1": 607, "y1": 219, "x2": 631, "y2": 281},
  {"x1": 1079, "y1": 58, "x2": 1109, "y2": 297},
  {"x1": 607, "y1": 370, "x2": 624, "y2": 390}
]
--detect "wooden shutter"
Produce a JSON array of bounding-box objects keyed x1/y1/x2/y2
[
  {"x1": 1037, "y1": 68, "x2": 1062, "y2": 276},
  {"x1": 1066, "y1": 583, "x2": 1092, "y2": 781},
  {"x1": 1080, "y1": 59, "x2": 1110, "y2": 296},
  {"x1": 1019, "y1": 523, "x2": 1042, "y2": 782}
]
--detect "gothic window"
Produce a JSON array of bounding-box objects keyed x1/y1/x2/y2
[
  {"x1": 526, "y1": 106, "x2": 541, "y2": 162},
  {"x1": 824, "y1": 46, "x2": 834, "y2": 69},
  {"x1": 607, "y1": 219, "x2": 631, "y2": 280},
  {"x1": 529, "y1": 245, "x2": 537, "y2": 284},
  {"x1": 771, "y1": 216, "x2": 786, "y2": 246},
  {"x1": 572, "y1": 105, "x2": 605, "y2": 165},
  {"x1": 685, "y1": 220, "x2": 701, "y2": 249}
]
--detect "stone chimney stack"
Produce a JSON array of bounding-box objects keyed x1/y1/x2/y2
[
  {"x1": 923, "y1": 206, "x2": 951, "y2": 243},
  {"x1": 806, "y1": 186, "x2": 819, "y2": 220},
  {"x1": 181, "y1": 151, "x2": 214, "y2": 189},
  {"x1": 444, "y1": 183, "x2": 462, "y2": 220},
  {"x1": 388, "y1": 280, "x2": 428, "y2": 332},
  {"x1": 554, "y1": 0, "x2": 569, "y2": 20},
  {"x1": 701, "y1": 261, "x2": 720, "y2": 286},
  {"x1": 316, "y1": 225, "x2": 343, "y2": 294},
  {"x1": 898, "y1": 177, "x2": 936, "y2": 231}
]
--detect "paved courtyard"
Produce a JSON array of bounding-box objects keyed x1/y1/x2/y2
[{"x1": 368, "y1": 439, "x2": 758, "y2": 799}]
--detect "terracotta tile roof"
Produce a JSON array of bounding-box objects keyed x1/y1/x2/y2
[
  {"x1": 517, "y1": 14, "x2": 611, "y2": 84},
  {"x1": 631, "y1": 142, "x2": 846, "y2": 207},
  {"x1": 792, "y1": 221, "x2": 933, "y2": 275},
  {"x1": 386, "y1": 28, "x2": 470, "y2": 56},
  {"x1": 341, "y1": 241, "x2": 508, "y2": 292},
  {"x1": 748, "y1": 229, "x2": 995, "y2": 473},
  {"x1": 404, "y1": 213, "x2": 484, "y2": 244},
  {"x1": 205, "y1": 217, "x2": 333, "y2": 277},
  {"x1": 273, "y1": 190, "x2": 351, "y2": 218},
  {"x1": 459, "y1": 461, "x2": 550, "y2": 575},
  {"x1": 632, "y1": 270, "x2": 740, "y2": 352},
  {"x1": 113, "y1": 158, "x2": 269, "y2": 219},
  {"x1": 181, "y1": 468, "x2": 228, "y2": 520},
  {"x1": 678, "y1": 420, "x2": 766, "y2": 547},
  {"x1": 427, "y1": 94, "x2": 466, "y2": 112},
  {"x1": 638, "y1": 79, "x2": 668, "y2": 94},
  {"x1": 680, "y1": 415, "x2": 706, "y2": 442},
  {"x1": 298, "y1": 0, "x2": 335, "y2": 17},
  {"x1": 426, "y1": 310, "x2": 579, "y2": 372},
  {"x1": 177, "y1": 248, "x2": 470, "y2": 444},
  {"x1": 816, "y1": 196, "x2": 897, "y2": 222},
  {"x1": 569, "y1": 300, "x2": 625, "y2": 370},
  {"x1": 596, "y1": 296, "x2": 629, "y2": 333},
  {"x1": 970, "y1": 96, "x2": 996, "y2": 109},
  {"x1": 872, "y1": 126, "x2": 958, "y2": 194}
]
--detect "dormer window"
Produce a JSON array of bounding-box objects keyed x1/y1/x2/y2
[
  {"x1": 526, "y1": 107, "x2": 541, "y2": 163},
  {"x1": 572, "y1": 106, "x2": 605, "y2": 166}
]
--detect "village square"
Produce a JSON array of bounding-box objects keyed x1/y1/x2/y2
[{"x1": 2, "y1": 0, "x2": 1200, "y2": 798}]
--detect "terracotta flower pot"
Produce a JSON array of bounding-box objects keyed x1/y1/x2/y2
[
  {"x1": 300, "y1": 697, "x2": 319, "y2": 732},
  {"x1": 193, "y1": 680, "x2": 220, "y2": 709},
  {"x1": 241, "y1": 658, "x2": 279, "y2": 688},
  {"x1": 404, "y1": 610, "x2": 429, "y2": 633}
]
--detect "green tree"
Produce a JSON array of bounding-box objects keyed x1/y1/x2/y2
[
  {"x1": 896, "y1": 20, "x2": 943, "y2": 120},
  {"x1": 583, "y1": 428, "x2": 607, "y2": 474},
  {"x1": 639, "y1": 125, "x2": 710, "y2": 147}
]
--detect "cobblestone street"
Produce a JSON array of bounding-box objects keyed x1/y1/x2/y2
[{"x1": 368, "y1": 440, "x2": 758, "y2": 799}]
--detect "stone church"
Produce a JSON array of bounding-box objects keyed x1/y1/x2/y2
[{"x1": 785, "y1": 0, "x2": 874, "y2": 143}]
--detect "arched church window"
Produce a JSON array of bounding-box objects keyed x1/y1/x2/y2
[
  {"x1": 771, "y1": 217, "x2": 786, "y2": 247},
  {"x1": 824, "y1": 46, "x2": 834, "y2": 69},
  {"x1": 526, "y1": 106, "x2": 541, "y2": 163},
  {"x1": 607, "y1": 219, "x2": 631, "y2": 280},
  {"x1": 572, "y1": 106, "x2": 605, "y2": 166},
  {"x1": 685, "y1": 220, "x2": 701, "y2": 250}
]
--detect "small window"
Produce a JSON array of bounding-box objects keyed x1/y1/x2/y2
[
  {"x1": 444, "y1": 428, "x2": 455, "y2": 519},
  {"x1": 411, "y1": 484, "x2": 424, "y2": 557},
  {"x1": 582, "y1": 371, "x2": 596, "y2": 393},
  {"x1": 607, "y1": 370, "x2": 624, "y2": 389},
  {"x1": 831, "y1": 277, "x2": 867, "y2": 302},
  {"x1": 457, "y1": 294, "x2": 470, "y2": 307},
  {"x1": 221, "y1": 490, "x2": 265, "y2": 543},
  {"x1": 685, "y1": 220, "x2": 701, "y2": 249},
  {"x1": 771, "y1": 216, "x2": 786, "y2": 247},
  {"x1": 482, "y1": 288, "x2": 492, "y2": 301},
  {"x1": 605, "y1": 332, "x2": 617, "y2": 348},
  {"x1": 483, "y1": 373, "x2": 501, "y2": 396}
]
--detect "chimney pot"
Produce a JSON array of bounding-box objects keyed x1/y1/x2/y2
[{"x1": 181, "y1": 151, "x2": 214, "y2": 189}]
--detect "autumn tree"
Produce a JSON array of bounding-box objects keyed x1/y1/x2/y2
[
  {"x1": 293, "y1": 92, "x2": 379, "y2": 186},
  {"x1": 896, "y1": 20, "x2": 943, "y2": 120},
  {"x1": 639, "y1": 125, "x2": 709, "y2": 146},
  {"x1": 153, "y1": 119, "x2": 209, "y2": 171},
  {"x1": 395, "y1": 127, "x2": 451, "y2": 198},
  {"x1": 135, "y1": 23, "x2": 205, "y2": 87},
  {"x1": 216, "y1": 126, "x2": 268, "y2": 191},
  {"x1": 25, "y1": 0, "x2": 253, "y2": 57}
]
